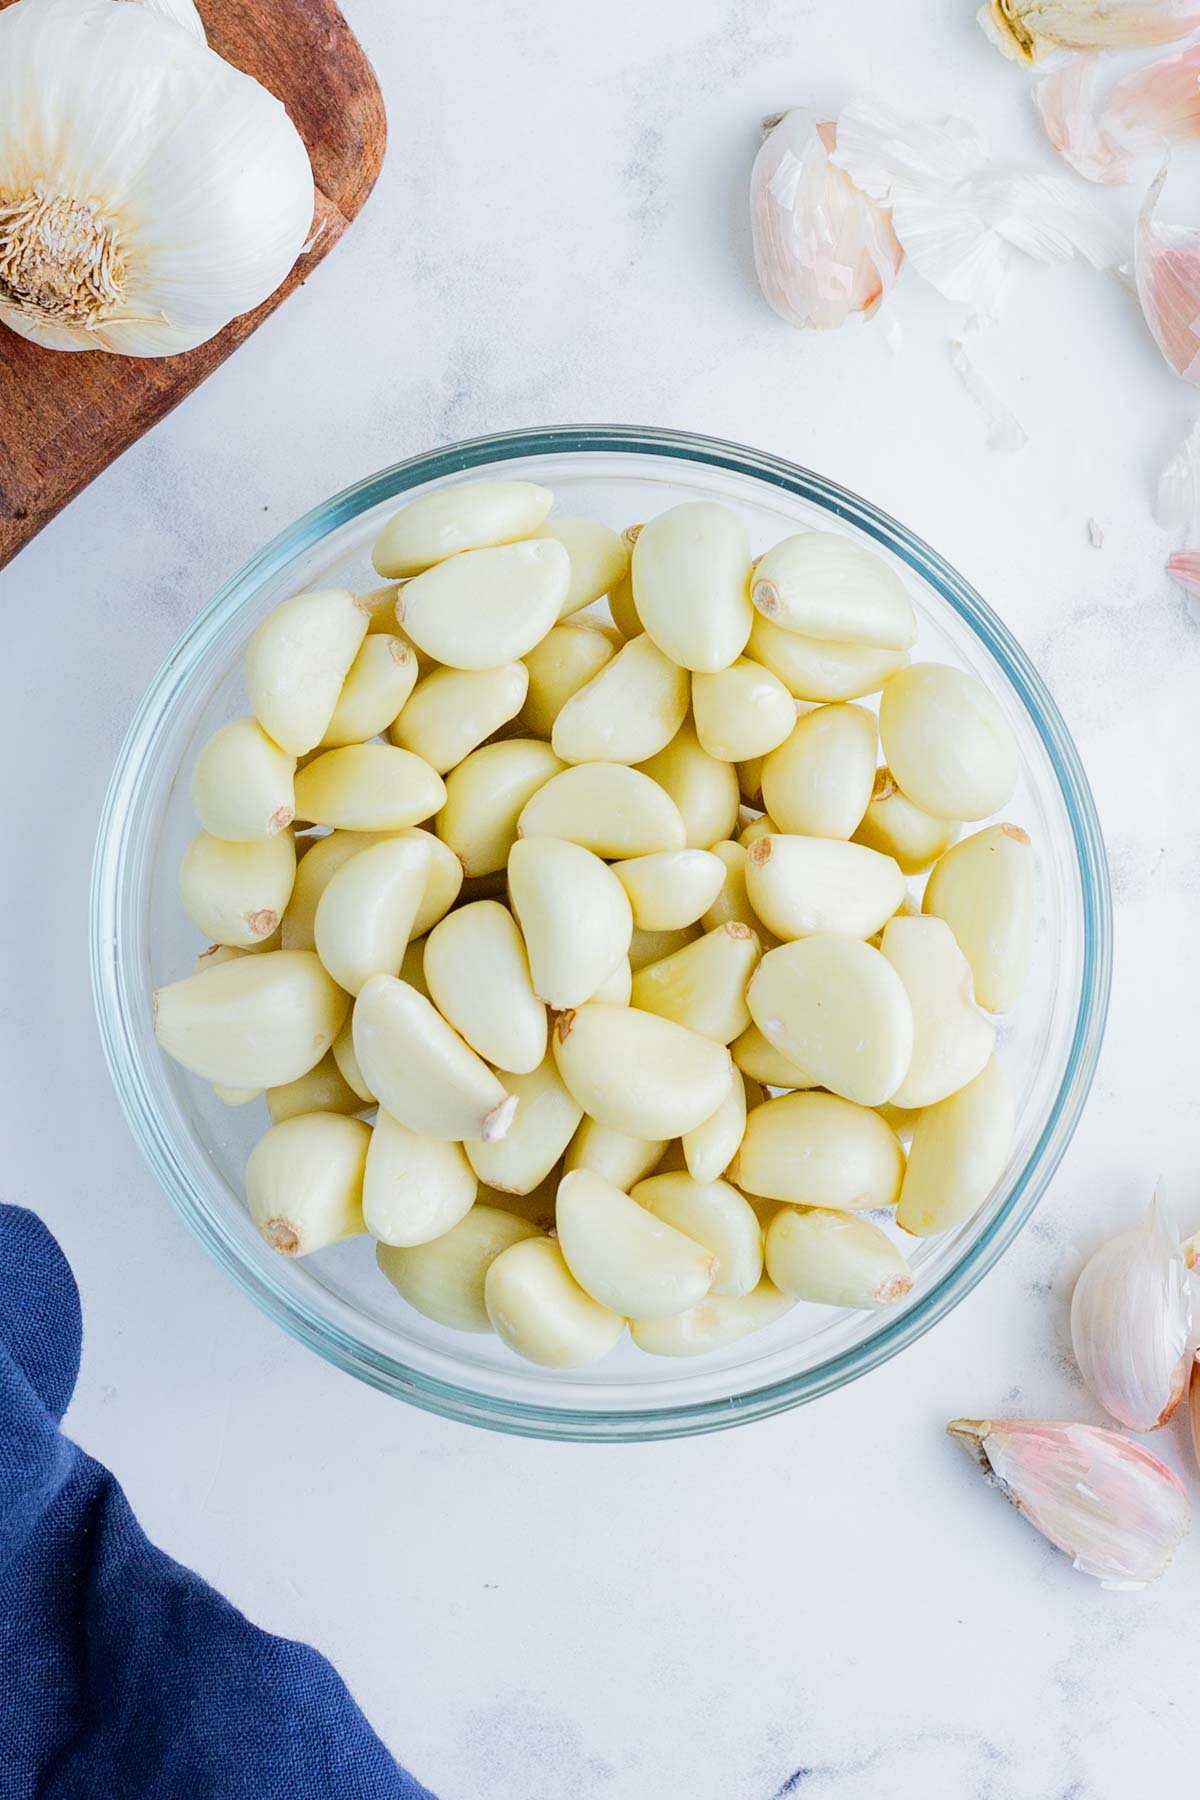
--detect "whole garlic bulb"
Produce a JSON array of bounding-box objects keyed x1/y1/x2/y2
[{"x1": 0, "y1": 0, "x2": 314, "y2": 356}]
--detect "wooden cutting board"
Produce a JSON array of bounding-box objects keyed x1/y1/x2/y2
[{"x1": 0, "y1": 0, "x2": 386, "y2": 570}]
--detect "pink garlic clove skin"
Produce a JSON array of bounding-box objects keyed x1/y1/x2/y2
[
  {"x1": 1135, "y1": 166, "x2": 1200, "y2": 383},
  {"x1": 1069, "y1": 1195, "x2": 1193, "y2": 1432},
  {"x1": 948, "y1": 1418, "x2": 1190, "y2": 1588},
  {"x1": 1034, "y1": 57, "x2": 1131, "y2": 185},
  {"x1": 1107, "y1": 42, "x2": 1200, "y2": 148},
  {"x1": 750, "y1": 110, "x2": 903, "y2": 331},
  {"x1": 1166, "y1": 551, "x2": 1200, "y2": 600},
  {"x1": 1038, "y1": 46, "x2": 1200, "y2": 186},
  {"x1": 980, "y1": 0, "x2": 1200, "y2": 63}
]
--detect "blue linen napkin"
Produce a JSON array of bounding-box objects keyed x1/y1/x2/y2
[{"x1": 0, "y1": 1204, "x2": 436, "y2": 1800}]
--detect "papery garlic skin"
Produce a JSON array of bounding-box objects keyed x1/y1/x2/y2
[
  {"x1": 1035, "y1": 58, "x2": 1130, "y2": 186},
  {"x1": 128, "y1": 0, "x2": 207, "y2": 42},
  {"x1": 1135, "y1": 166, "x2": 1200, "y2": 384},
  {"x1": 1070, "y1": 1195, "x2": 1192, "y2": 1431},
  {"x1": 948, "y1": 1418, "x2": 1190, "y2": 1588},
  {"x1": 0, "y1": 0, "x2": 314, "y2": 356},
  {"x1": 1166, "y1": 550, "x2": 1200, "y2": 614},
  {"x1": 979, "y1": 0, "x2": 1200, "y2": 62},
  {"x1": 750, "y1": 110, "x2": 903, "y2": 330}
]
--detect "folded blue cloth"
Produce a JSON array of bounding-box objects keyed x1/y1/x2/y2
[{"x1": 0, "y1": 1205, "x2": 436, "y2": 1800}]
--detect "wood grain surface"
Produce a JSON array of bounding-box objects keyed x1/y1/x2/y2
[{"x1": 0, "y1": 0, "x2": 386, "y2": 569}]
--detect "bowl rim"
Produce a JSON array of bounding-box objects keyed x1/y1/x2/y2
[{"x1": 91, "y1": 423, "x2": 1112, "y2": 1441}]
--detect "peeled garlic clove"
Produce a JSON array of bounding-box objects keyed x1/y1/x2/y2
[
  {"x1": 896, "y1": 1056, "x2": 1013, "y2": 1235},
  {"x1": 588, "y1": 956, "x2": 632, "y2": 1005},
  {"x1": 352, "y1": 973, "x2": 516, "y2": 1142},
  {"x1": 879, "y1": 664, "x2": 1018, "y2": 822},
  {"x1": 319, "y1": 635, "x2": 418, "y2": 748},
  {"x1": 213, "y1": 1083, "x2": 262, "y2": 1107},
  {"x1": 760, "y1": 704, "x2": 878, "y2": 839},
  {"x1": 464, "y1": 1054, "x2": 583, "y2": 1197},
  {"x1": 190, "y1": 716, "x2": 296, "y2": 842},
  {"x1": 508, "y1": 836, "x2": 632, "y2": 1009},
  {"x1": 637, "y1": 718, "x2": 741, "y2": 850},
  {"x1": 633, "y1": 1171, "x2": 762, "y2": 1298},
  {"x1": 372, "y1": 480, "x2": 553, "y2": 577},
  {"x1": 922, "y1": 823, "x2": 1034, "y2": 1012},
  {"x1": 266, "y1": 1050, "x2": 364, "y2": 1124},
  {"x1": 246, "y1": 1113, "x2": 370, "y2": 1255},
  {"x1": 691, "y1": 658, "x2": 796, "y2": 763},
  {"x1": 396, "y1": 540, "x2": 570, "y2": 669},
  {"x1": 607, "y1": 526, "x2": 645, "y2": 638},
  {"x1": 751, "y1": 110, "x2": 904, "y2": 330},
  {"x1": 551, "y1": 633, "x2": 689, "y2": 765},
  {"x1": 154, "y1": 949, "x2": 349, "y2": 1089},
  {"x1": 738, "y1": 811, "x2": 777, "y2": 848},
  {"x1": 532, "y1": 515, "x2": 631, "y2": 618},
  {"x1": 437, "y1": 738, "x2": 564, "y2": 876},
  {"x1": 313, "y1": 836, "x2": 431, "y2": 996},
  {"x1": 631, "y1": 502, "x2": 753, "y2": 673},
  {"x1": 853, "y1": 767, "x2": 958, "y2": 873},
  {"x1": 362, "y1": 1111, "x2": 477, "y2": 1247},
  {"x1": 178, "y1": 830, "x2": 296, "y2": 949},
  {"x1": 880, "y1": 915, "x2": 994, "y2": 1108},
  {"x1": 389, "y1": 662, "x2": 529, "y2": 773},
  {"x1": 294, "y1": 745, "x2": 445, "y2": 832},
  {"x1": 423, "y1": 899, "x2": 546, "y2": 1073},
  {"x1": 700, "y1": 840, "x2": 778, "y2": 946},
  {"x1": 978, "y1": 0, "x2": 1200, "y2": 63},
  {"x1": 553, "y1": 1004, "x2": 735, "y2": 1139},
  {"x1": 751, "y1": 534, "x2": 917, "y2": 649},
  {"x1": 556, "y1": 1169, "x2": 716, "y2": 1318},
  {"x1": 766, "y1": 1206, "x2": 913, "y2": 1308},
  {"x1": 631, "y1": 1278, "x2": 795, "y2": 1357},
  {"x1": 1069, "y1": 1193, "x2": 1192, "y2": 1432},
  {"x1": 361, "y1": 582, "x2": 408, "y2": 635},
  {"x1": 332, "y1": 1016, "x2": 374, "y2": 1103},
  {"x1": 612, "y1": 849, "x2": 726, "y2": 932},
  {"x1": 731, "y1": 1022, "x2": 818, "y2": 1089},
  {"x1": 564, "y1": 1117, "x2": 667, "y2": 1190},
  {"x1": 745, "y1": 835, "x2": 904, "y2": 941},
  {"x1": 518, "y1": 763, "x2": 687, "y2": 857},
  {"x1": 630, "y1": 921, "x2": 760, "y2": 1043},
  {"x1": 521, "y1": 621, "x2": 618, "y2": 738},
  {"x1": 244, "y1": 588, "x2": 369, "y2": 756},
  {"x1": 377, "y1": 1205, "x2": 541, "y2": 1333},
  {"x1": 730, "y1": 1090, "x2": 905, "y2": 1210},
  {"x1": 282, "y1": 827, "x2": 460, "y2": 951},
  {"x1": 747, "y1": 937, "x2": 914, "y2": 1107},
  {"x1": 682, "y1": 1072, "x2": 751, "y2": 1184},
  {"x1": 628, "y1": 924, "x2": 701, "y2": 970},
  {"x1": 749, "y1": 614, "x2": 909, "y2": 703},
  {"x1": 485, "y1": 1234, "x2": 625, "y2": 1367},
  {"x1": 947, "y1": 1417, "x2": 1190, "y2": 1588}
]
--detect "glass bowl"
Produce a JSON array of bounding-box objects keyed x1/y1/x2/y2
[{"x1": 91, "y1": 425, "x2": 1111, "y2": 1441}]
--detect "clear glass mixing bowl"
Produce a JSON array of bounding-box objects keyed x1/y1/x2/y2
[{"x1": 91, "y1": 426, "x2": 1111, "y2": 1440}]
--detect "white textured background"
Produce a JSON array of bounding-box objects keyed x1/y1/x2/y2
[{"x1": 3, "y1": 2, "x2": 1200, "y2": 1795}]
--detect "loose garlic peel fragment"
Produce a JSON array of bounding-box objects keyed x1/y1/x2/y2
[
  {"x1": 556, "y1": 1170, "x2": 717, "y2": 1319},
  {"x1": 246, "y1": 1113, "x2": 369, "y2": 1256},
  {"x1": 766, "y1": 1207, "x2": 913, "y2": 1309},
  {"x1": 1069, "y1": 1193, "x2": 1192, "y2": 1432},
  {"x1": 0, "y1": 0, "x2": 314, "y2": 357},
  {"x1": 948, "y1": 1418, "x2": 1190, "y2": 1589}
]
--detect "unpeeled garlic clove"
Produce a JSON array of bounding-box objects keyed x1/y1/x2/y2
[
  {"x1": 294, "y1": 744, "x2": 445, "y2": 832},
  {"x1": 853, "y1": 767, "x2": 958, "y2": 874},
  {"x1": 1070, "y1": 1192, "x2": 1192, "y2": 1432},
  {"x1": 352, "y1": 973, "x2": 516, "y2": 1142},
  {"x1": 551, "y1": 632, "x2": 689, "y2": 765},
  {"x1": 245, "y1": 588, "x2": 369, "y2": 756},
  {"x1": 729, "y1": 1090, "x2": 905, "y2": 1211},
  {"x1": 372, "y1": 479, "x2": 553, "y2": 577},
  {"x1": 552, "y1": 1004, "x2": 735, "y2": 1139},
  {"x1": 436, "y1": 738, "x2": 565, "y2": 877},
  {"x1": 518, "y1": 762, "x2": 687, "y2": 857},
  {"x1": 320, "y1": 634, "x2": 419, "y2": 747},
  {"x1": 879, "y1": 914, "x2": 994, "y2": 1108},
  {"x1": 530, "y1": 515, "x2": 631, "y2": 617},
  {"x1": 154, "y1": 949, "x2": 349, "y2": 1089},
  {"x1": 880, "y1": 663, "x2": 1018, "y2": 822},
  {"x1": 377, "y1": 1205, "x2": 542, "y2": 1333},
  {"x1": 922, "y1": 823, "x2": 1034, "y2": 1013},
  {"x1": 1135, "y1": 165, "x2": 1200, "y2": 385},
  {"x1": 631, "y1": 502, "x2": 753, "y2": 673},
  {"x1": 266, "y1": 1050, "x2": 365, "y2": 1124},
  {"x1": 633, "y1": 1171, "x2": 763, "y2": 1298},
  {"x1": 751, "y1": 533, "x2": 916, "y2": 648},
  {"x1": 313, "y1": 836, "x2": 431, "y2": 996},
  {"x1": 745, "y1": 834, "x2": 904, "y2": 941},
  {"x1": 612, "y1": 848, "x2": 727, "y2": 933},
  {"x1": 637, "y1": 718, "x2": 741, "y2": 850},
  {"x1": 520, "y1": 621, "x2": 618, "y2": 738},
  {"x1": 396, "y1": 539, "x2": 570, "y2": 668},
  {"x1": 564, "y1": 1117, "x2": 667, "y2": 1191},
  {"x1": 507, "y1": 836, "x2": 632, "y2": 1009},
  {"x1": 423, "y1": 899, "x2": 547, "y2": 1073},
  {"x1": 691, "y1": 657, "x2": 796, "y2": 763},
  {"x1": 765, "y1": 1206, "x2": 913, "y2": 1308},
  {"x1": 464, "y1": 1053, "x2": 583, "y2": 1196},
  {"x1": 389, "y1": 662, "x2": 529, "y2": 773},
  {"x1": 895, "y1": 1056, "x2": 1013, "y2": 1236},
  {"x1": 556, "y1": 1169, "x2": 717, "y2": 1319},
  {"x1": 363, "y1": 1110, "x2": 477, "y2": 1247},
  {"x1": 631, "y1": 1278, "x2": 795, "y2": 1357},
  {"x1": 760, "y1": 703, "x2": 878, "y2": 840},
  {"x1": 748, "y1": 613, "x2": 910, "y2": 703},
  {"x1": 978, "y1": 0, "x2": 1200, "y2": 63},
  {"x1": 178, "y1": 829, "x2": 296, "y2": 949},
  {"x1": 245, "y1": 1113, "x2": 370, "y2": 1255},
  {"x1": 681, "y1": 1069, "x2": 751, "y2": 1184},
  {"x1": 485, "y1": 1233, "x2": 626, "y2": 1367},
  {"x1": 947, "y1": 1417, "x2": 1190, "y2": 1587},
  {"x1": 747, "y1": 937, "x2": 913, "y2": 1107},
  {"x1": 630, "y1": 921, "x2": 761, "y2": 1043},
  {"x1": 190, "y1": 716, "x2": 296, "y2": 843},
  {"x1": 751, "y1": 111, "x2": 904, "y2": 331}
]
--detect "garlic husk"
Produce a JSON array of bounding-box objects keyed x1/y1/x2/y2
[
  {"x1": 1166, "y1": 550, "x2": 1200, "y2": 613},
  {"x1": 750, "y1": 110, "x2": 903, "y2": 330},
  {"x1": 129, "y1": 0, "x2": 207, "y2": 43},
  {"x1": 1069, "y1": 1194, "x2": 1192, "y2": 1431},
  {"x1": 1038, "y1": 47, "x2": 1200, "y2": 186},
  {"x1": 0, "y1": 0, "x2": 313, "y2": 356},
  {"x1": 979, "y1": 0, "x2": 1200, "y2": 61},
  {"x1": 948, "y1": 1417, "x2": 1189, "y2": 1587},
  {"x1": 1034, "y1": 57, "x2": 1130, "y2": 186},
  {"x1": 1155, "y1": 420, "x2": 1200, "y2": 528},
  {"x1": 1135, "y1": 166, "x2": 1200, "y2": 384}
]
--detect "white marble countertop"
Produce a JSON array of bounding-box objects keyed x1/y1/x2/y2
[{"x1": 4, "y1": 1, "x2": 1200, "y2": 1795}]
